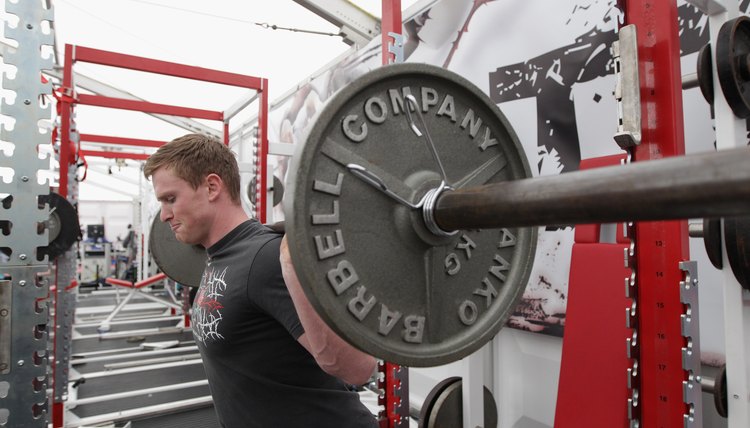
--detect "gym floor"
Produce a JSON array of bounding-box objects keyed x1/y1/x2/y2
[
  {"x1": 67, "y1": 285, "x2": 220, "y2": 427},
  {"x1": 65, "y1": 284, "x2": 388, "y2": 427}
]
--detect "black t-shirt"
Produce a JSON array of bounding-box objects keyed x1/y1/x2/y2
[{"x1": 192, "y1": 220, "x2": 377, "y2": 428}]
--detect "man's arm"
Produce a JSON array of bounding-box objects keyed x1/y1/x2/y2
[{"x1": 279, "y1": 236, "x2": 377, "y2": 385}]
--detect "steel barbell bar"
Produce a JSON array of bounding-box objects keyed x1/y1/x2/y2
[{"x1": 434, "y1": 145, "x2": 750, "y2": 233}]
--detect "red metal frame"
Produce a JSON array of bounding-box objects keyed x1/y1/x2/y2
[
  {"x1": 72, "y1": 45, "x2": 263, "y2": 88},
  {"x1": 256, "y1": 79, "x2": 269, "y2": 223},
  {"x1": 79, "y1": 150, "x2": 150, "y2": 161},
  {"x1": 105, "y1": 272, "x2": 167, "y2": 289},
  {"x1": 378, "y1": 3, "x2": 405, "y2": 428},
  {"x1": 58, "y1": 43, "x2": 269, "y2": 202},
  {"x1": 378, "y1": 361, "x2": 407, "y2": 428},
  {"x1": 554, "y1": 155, "x2": 631, "y2": 428},
  {"x1": 76, "y1": 93, "x2": 223, "y2": 120},
  {"x1": 623, "y1": 2, "x2": 690, "y2": 427},
  {"x1": 381, "y1": 0, "x2": 402, "y2": 64},
  {"x1": 80, "y1": 134, "x2": 165, "y2": 148},
  {"x1": 53, "y1": 44, "x2": 270, "y2": 428}
]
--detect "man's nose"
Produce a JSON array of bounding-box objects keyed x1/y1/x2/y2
[{"x1": 160, "y1": 207, "x2": 172, "y2": 222}]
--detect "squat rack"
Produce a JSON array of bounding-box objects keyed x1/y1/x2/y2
[
  {"x1": 50, "y1": 43, "x2": 269, "y2": 428},
  {"x1": 1, "y1": 1, "x2": 749, "y2": 428}
]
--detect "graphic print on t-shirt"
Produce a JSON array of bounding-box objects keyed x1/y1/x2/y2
[{"x1": 193, "y1": 265, "x2": 228, "y2": 343}]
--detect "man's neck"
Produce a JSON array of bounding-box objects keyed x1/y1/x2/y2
[{"x1": 204, "y1": 205, "x2": 250, "y2": 248}]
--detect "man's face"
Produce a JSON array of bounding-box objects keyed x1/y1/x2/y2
[{"x1": 152, "y1": 168, "x2": 210, "y2": 246}]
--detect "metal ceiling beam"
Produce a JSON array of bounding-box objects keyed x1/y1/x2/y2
[{"x1": 292, "y1": 0, "x2": 380, "y2": 47}]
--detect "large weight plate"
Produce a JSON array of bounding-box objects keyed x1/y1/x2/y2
[
  {"x1": 714, "y1": 364, "x2": 728, "y2": 418},
  {"x1": 717, "y1": 16, "x2": 750, "y2": 118},
  {"x1": 419, "y1": 377, "x2": 497, "y2": 428},
  {"x1": 724, "y1": 215, "x2": 750, "y2": 290},
  {"x1": 702, "y1": 218, "x2": 723, "y2": 270},
  {"x1": 285, "y1": 63, "x2": 536, "y2": 366},
  {"x1": 149, "y1": 210, "x2": 206, "y2": 287},
  {"x1": 247, "y1": 175, "x2": 285, "y2": 207},
  {"x1": 39, "y1": 192, "x2": 80, "y2": 260}
]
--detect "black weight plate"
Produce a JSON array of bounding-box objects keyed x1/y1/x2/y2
[
  {"x1": 149, "y1": 210, "x2": 206, "y2": 288},
  {"x1": 697, "y1": 43, "x2": 714, "y2": 105},
  {"x1": 285, "y1": 63, "x2": 536, "y2": 367},
  {"x1": 724, "y1": 215, "x2": 750, "y2": 290},
  {"x1": 39, "y1": 192, "x2": 80, "y2": 260},
  {"x1": 714, "y1": 364, "x2": 728, "y2": 418},
  {"x1": 418, "y1": 376, "x2": 460, "y2": 426},
  {"x1": 716, "y1": 16, "x2": 750, "y2": 118},
  {"x1": 703, "y1": 218, "x2": 723, "y2": 270},
  {"x1": 1, "y1": 196, "x2": 9, "y2": 258},
  {"x1": 247, "y1": 175, "x2": 284, "y2": 207},
  {"x1": 420, "y1": 377, "x2": 497, "y2": 428}
]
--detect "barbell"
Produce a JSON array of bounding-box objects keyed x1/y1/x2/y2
[
  {"x1": 148, "y1": 63, "x2": 750, "y2": 367},
  {"x1": 283, "y1": 63, "x2": 750, "y2": 367}
]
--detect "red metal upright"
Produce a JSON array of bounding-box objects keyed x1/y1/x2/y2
[
  {"x1": 58, "y1": 44, "x2": 76, "y2": 199},
  {"x1": 381, "y1": 0, "x2": 402, "y2": 64},
  {"x1": 378, "y1": 3, "x2": 406, "y2": 428},
  {"x1": 554, "y1": 154, "x2": 631, "y2": 428},
  {"x1": 257, "y1": 79, "x2": 269, "y2": 223},
  {"x1": 623, "y1": 2, "x2": 690, "y2": 427}
]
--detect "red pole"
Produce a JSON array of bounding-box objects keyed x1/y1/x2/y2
[
  {"x1": 380, "y1": 5, "x2": 405, "y2": 428},
  {"x1": 381, "y1": 0, "x2": 402, "y2": 64},
  {"x1": 258, "y1": 79, "x2": 269, "y2": 223},
  {"x1": 58, "y1": 44, "x2": 76, "y2": 199},
  {"x1": 623, "y1": 2, "x2": 690, "y2": 427}
]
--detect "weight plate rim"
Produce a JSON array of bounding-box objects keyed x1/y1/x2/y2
[
  {"x1": 714, "y1": 364, "x2": 728, "y2": 418},
  {"x1": 424, "y1": 377, "x2": 498, "y2": 428},
  {"x1": 247, "y1": 175, "x2": 285, "y2": 207},
  {"x1": 703, "y1": 217, "x2": 723, "y2": 270},
  {"x1": 149, "y1": 210, "x2": 207, "y2": 288},
  {"x1": 716, "y1": 15, "x2": 750, "y2": 118},
  {"x1": 285, "y1": 62, "x2": 537, "y2": 366},
  {"x1": 42, "y1": 192, "x2": 80, "y2": 260},
  {"x1": 724, "y1": 216, "x2": 750, "y2": 290},
  {"x1": 427, "y1": 379, "x2": 463, "y2": 428},
  {"x1": 697, "y1": 43, "x2": 714, "y2": 105},
  {"x1": 418, "y1": 376, "x2": 461, "y2": 427}
]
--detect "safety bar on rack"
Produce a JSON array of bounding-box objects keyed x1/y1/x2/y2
[{"x1": 105, "y1": 273, "x2": 167, "y2": 289}]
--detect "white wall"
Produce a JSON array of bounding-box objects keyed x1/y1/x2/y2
[{"x1": 77, "y1": 199, "x2": 136, "y2": 244}]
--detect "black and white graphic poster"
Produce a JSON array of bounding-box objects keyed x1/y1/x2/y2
[{"x1": 402, "y1": 0, "x2": 624, "y2": 337}]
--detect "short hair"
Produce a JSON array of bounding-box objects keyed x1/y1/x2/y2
[{"x1": 143, "y1": 133, "x2": 241, "y2": 204}]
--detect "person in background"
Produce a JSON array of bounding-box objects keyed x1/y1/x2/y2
[{"x1": 143, "y1": 133, "x2": 377, "y2": 428}]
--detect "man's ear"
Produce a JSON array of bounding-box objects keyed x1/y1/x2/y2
[{"x1": 205, "y1": 173, "x2": 223, "y2": 201}]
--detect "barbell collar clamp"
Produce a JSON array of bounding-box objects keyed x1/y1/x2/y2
[{"x1": 421, "y1": 182, "x2": 458, "y2": 238}]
